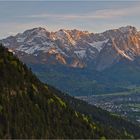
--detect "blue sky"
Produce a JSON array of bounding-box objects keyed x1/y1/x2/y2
[{"x1": 1, "y1": 1, "x2": 140, "y2": 38}]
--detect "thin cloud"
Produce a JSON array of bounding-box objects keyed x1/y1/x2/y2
[
  {"x1": 94, "y1": 5, "x2": 140, "y2": 18},
  {"x1": 20, "y1": 5, "x2": 140, "y2": 20}
]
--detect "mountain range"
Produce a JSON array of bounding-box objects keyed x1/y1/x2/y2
[
  {"x1": 2, "y1": 25, "x2": 140, "y2": 70},
  {"x1": 1, "y1": 25, "x2": 140, "y2": 96}
]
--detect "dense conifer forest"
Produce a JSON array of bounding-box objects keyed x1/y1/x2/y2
[{"x1": 0, "y1": 44, "x2": 140, "y2": 139}]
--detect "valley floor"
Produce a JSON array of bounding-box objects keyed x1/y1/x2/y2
[{"x1": 77, "y1": 92, "x2": 140, "y2": 124}]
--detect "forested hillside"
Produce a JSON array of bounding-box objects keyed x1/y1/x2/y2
[
  {"x1": 52, "y1": 86, "x2": 140, "y2": 138},
  {"x1": 0, "y1": 44, "x2": 140, "y2": 139}
]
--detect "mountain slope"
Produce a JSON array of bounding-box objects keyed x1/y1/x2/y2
[
  {"x1": 0, "y1": 44, "x2": 140, "y2": 138},
  {"x1": 51, "y1": 86, "x2": 140, "y2": 138},
  {"x1": 0, "y1": 44, "x2": 99, "y2": 139}
]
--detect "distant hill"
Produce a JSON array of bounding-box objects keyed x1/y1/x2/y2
[{"x1": 0, "y1": 43, "x2": 140, "y2": 138}]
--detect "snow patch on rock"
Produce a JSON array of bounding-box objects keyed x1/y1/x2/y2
[
  {"x1": 74, "y1": 50, "x2": 86, "y2": 58},
  {"x1": 88, "y1": 39, "x2": 109, "y2": 52}
]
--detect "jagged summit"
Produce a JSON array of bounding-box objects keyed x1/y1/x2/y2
[{"x1": 118, "y1": 25, "x2": 137, "y2": 34}]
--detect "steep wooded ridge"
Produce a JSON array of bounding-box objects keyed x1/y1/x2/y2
[
  {"x1": 2, "y1": 26, "x2": 140, "y2": 96},
  {"x1": 0, "y1": 44, "x2": 95, "y2": 139},
  {"x1": 0, "y1": 44, "x2": 140, "y2": 138}
]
